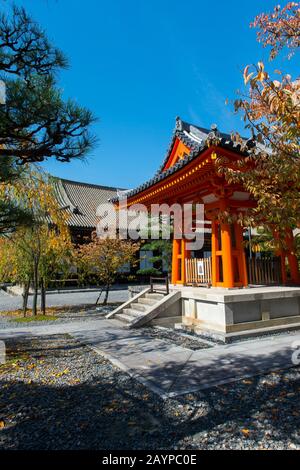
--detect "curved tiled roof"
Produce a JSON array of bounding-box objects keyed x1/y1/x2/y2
[
  {"x1": 157, "y1": 118, "x2": 250, "y2": 173},
  {"x1": 54, "y1": 178, "x2": 125, "y2": 228},
  {"x1": 110, "y1": 117, "x2": 257, "y2": 203}
]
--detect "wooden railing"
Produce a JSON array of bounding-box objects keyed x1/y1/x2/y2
[
  {"x1": 185, "y1": 256, "x2": 282, "y2": 287},
  {"x1": 247, "y1": 257, "x2": 282, "y2": 286},
  {"x1": 185, "y1": 258, "x2": 212, "y2": 286},
  {"x1": 150, "y1": 276, "x2": 169, "y2": 295}
]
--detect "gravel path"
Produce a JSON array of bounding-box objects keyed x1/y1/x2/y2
[
  {"x1": 0, "y1": 334, "x2": 299, "y2": 450},
  {"x1": 140, "y1": 326, "x2": 212, "y2": 350}
]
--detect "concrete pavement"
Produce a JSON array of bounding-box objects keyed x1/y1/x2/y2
[
  {"x1": 1, "y1": 317, "x2": 299, "y2": 397},
  {"x1": 71, "y1": 320, "x2": 300, "y2": 397}
]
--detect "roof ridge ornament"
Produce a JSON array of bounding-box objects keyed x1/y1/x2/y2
[
  {"x1": 117, "y1": 188, "x2": 132, "y2": 200},
  {"x1": 175, "y1": 116, "x2": 183, "y2": 131},
  {"x1": 207, "y1": 123, "x2": 221, "y2": 147}
]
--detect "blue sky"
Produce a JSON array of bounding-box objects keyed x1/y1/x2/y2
[{"x1": 10, "y1": 0, "x2": 299, "y2": 189}]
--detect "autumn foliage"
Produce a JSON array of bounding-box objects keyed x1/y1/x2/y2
[
  {"x1": 224, "y1": 2, "x2": 300, "y2": 239},
  {"x1": 76, "y1": 234, "x2": 139, "y2": 305},
  {"x1": 0, "y1": 171, "x2": 74, "y2": 316},
  {"x1": 252, "y1": 2, "x2": 300, "y2": 59}
]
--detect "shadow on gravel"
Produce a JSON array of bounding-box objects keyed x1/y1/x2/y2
[
  {"x1": 0, "y1": 335, "x2": 300, "y2": 450},
  {"x1": 1, "y1": 378, "x2": 300, "y2": 446}
]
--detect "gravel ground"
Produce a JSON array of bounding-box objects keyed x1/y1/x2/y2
[
  {"x1": 0, "y1": 305, "x2": 117, "y2": 329},
  {"x1": 0, "y1": 334, "x2": 299, "y2": 450},
  {"x1": 141, "y1": 326, "x2": 212, "y2": 350}
]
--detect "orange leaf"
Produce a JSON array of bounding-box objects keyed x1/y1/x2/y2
[{"x1": 241, "y1": 428, "x2": 250, "y2": 437}]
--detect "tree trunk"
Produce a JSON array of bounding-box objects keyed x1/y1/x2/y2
[
  {"x1": 32, "y1": 259, "x2": 39, "y2": 316},
  {"x1": 41, "y1": 277, "x2": 46, "y2": 315},
  {"x1": 95, "y1": 287, "x2": 104, "y2": 306},
  {"x1": 102, "y1": 283, "x2": 110, "y2": 305},
  {"x1": 22, "y1": 281, "x2": 30, "y2": 317}
]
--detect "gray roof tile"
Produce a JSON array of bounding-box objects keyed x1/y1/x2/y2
[{"x1": 54, "y1": 178, "x2": 125, "y2": 229}]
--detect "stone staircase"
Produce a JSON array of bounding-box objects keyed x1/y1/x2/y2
[{"x1": 106, "y1": 288, "x2": 181, "y2": 328}]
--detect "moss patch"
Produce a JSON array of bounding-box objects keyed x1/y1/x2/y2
[
  {"x1": 13, "y1": 315, "x2": 58, "y2": 323},
  {"x1": 0, "y1": 306, "x2": 72, "y2": 317}
]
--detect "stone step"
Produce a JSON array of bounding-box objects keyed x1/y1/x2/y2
[
  {"x1": 115, "y1": 313, "x2": 134, "y2": 324},
  {"x1": 138, "y1": 297, "x2": 157, "y2": 306},
  {"x1": 131, "y1": 302, "x2": 147, "y2": 312},
  {"x1": 123, "y1": 308, "x2": 145, "y2": 318},
  {"x1": 145, "y1": 293, "x2": 165, "y2": 301}
]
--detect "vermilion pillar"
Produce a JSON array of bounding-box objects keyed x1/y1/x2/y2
[
  {"x1": 286, "y1": 229, "x2": 300, "y2": 284},
  {"x1": 171, "y1": 238, "x2": 189, "y2": 284},
  {"x1": 235, "y1": 223, "x2": 248, "y2": 286},
  {"x1": 211, "y1": 218, "x2": 248, "y2": 288},
  {"x1": 274, "y1": 229, "x2": 300, "y2": 285},
  {"x1": 171, "y1": 238, "x2": 181, "y2": 284},
  {"x1": 211, "y1": 220, "x2": 218, "y2": 286},
  {"x1": 273, "y1": 230, "x2": 288, "y2": 285},
  {"x1": 220, "y1": 222, "x2": 235, "y2": 288}
]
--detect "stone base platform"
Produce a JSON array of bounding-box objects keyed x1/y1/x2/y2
[{"x1": 171, "y1": 285, "x2": 300, "y2": 343}]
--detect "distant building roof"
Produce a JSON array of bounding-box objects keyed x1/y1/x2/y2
[{"x1": 54, "y1": 178, "x2": 125, "y2": 229}]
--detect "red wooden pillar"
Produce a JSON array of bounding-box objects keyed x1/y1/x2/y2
[
  {"x1": 211, "y1": 218, "x2": 247, "y2": 288},
  {"x1": 171, "y1": 238, "x2": 189, "y2": 285},
  {"x1": 220, "y1": 222, "x2": 235, "y2": 288},
  {"x1": 273, "y1": 229, "x2": 288, "y2": 285},
  {"x1": 286, "y1": 229, "x2": 300, "y2": 284},
  {"x1": 171, "y1": 238, "x2": 181, "y2": 284},
  {"x1": 211, "y1": 220, "x2": 218, "y2": 287},
  {"x1": 182, "y1": 238, "x2": 192, "y2": 284},
  {"x1": 235, "y1": 223, "x2": 248, "y2": 287}
]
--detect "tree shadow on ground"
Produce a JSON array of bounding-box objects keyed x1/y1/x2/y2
[{"x1": 0, "y1": 335, "x2": 299, "y2": 450}]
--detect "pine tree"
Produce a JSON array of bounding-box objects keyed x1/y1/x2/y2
[{"x1": 0, "y1": 5, "x2": 95, "y2": 232}]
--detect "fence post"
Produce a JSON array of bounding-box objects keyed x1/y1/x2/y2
[{"x1": 150, "y1": 277, "x2": 153, "y2": 293}]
